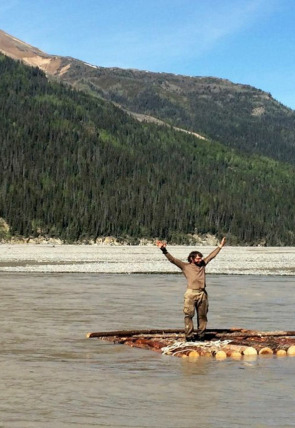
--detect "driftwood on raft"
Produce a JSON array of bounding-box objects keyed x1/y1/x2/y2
[{"x1": 87, "y1": 328, "x2": 295, "y2": 358}]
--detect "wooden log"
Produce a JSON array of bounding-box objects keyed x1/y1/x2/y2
[
  {"x1": 220, "y1": 344, "x2": 248, "y2": 354},
  {"x1": 243, "y1": 347, "x2": 258, "y2": 356},
  {"x1": 188, "y1": 351, "x2": 200, "y2": 358},
  {"x1": 287, "y1": 345, "x2": 295, "y2": 355},
  {"x1": 86, "y1": 327, "x2": 244, "y2": 339},
  {"x1": 215, "y1": 351, "x2": 227, "y2": 360},
  {"x1": 215, "y1": 330, "x2": 295, "y2": 338},
  {"x1": 259, "y1": 347, "x2": 273, "y2": 355},
  {"x1": 87, "y1": 328, "x2": 295, "y2": 339}
]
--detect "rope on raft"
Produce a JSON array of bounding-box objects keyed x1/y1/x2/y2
[{"x1": 161, "y1": 340, "x2": 232, "y2": 356}]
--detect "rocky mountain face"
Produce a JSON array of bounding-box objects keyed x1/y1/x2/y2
[
  {"x1": 1, "y1": 28, "x2": 295, "y2": 165},
  {"x1": 0, "y1": 29, "x2": 65, "y2": 74}
]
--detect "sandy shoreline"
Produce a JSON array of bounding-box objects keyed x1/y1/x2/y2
[{"x1": 0, "y1": 244, "x2": 294, "y2": 274}]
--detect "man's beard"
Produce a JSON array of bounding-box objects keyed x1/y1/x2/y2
[{"x1": 194, "y1": 260, "x2": 205, "y2": 267}]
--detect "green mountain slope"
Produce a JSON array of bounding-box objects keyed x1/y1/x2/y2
[
  {"x1": 0, "y1": 54, "x2": 294, "y2": 245},
  {"x1": 58, "y1": 61, "x2": 295, "y2": 165},
  {"x1": 1, "y1": 28, "x2": 295, "y2": 166}
]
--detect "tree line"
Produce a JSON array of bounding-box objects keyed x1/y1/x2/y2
[{"x1": 0, "y1": 54, "x2": 295, "y2": 245}]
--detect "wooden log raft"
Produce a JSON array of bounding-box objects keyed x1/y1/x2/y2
[{"x1": 87, "y1": 328, "x2": 295, "y2": 359}]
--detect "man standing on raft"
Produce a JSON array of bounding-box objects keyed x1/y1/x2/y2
[{"x1": 156, "y1": 237, "x2": 226, "y2": 341}]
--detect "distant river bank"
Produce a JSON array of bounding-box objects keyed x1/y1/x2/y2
[{"x1": 0, "y1": 244, "x2": 294, "y2": 274}]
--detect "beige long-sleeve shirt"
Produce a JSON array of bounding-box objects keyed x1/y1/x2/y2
[{"x1": 164, "y1": 246, "x2": 221, "y2": 290}]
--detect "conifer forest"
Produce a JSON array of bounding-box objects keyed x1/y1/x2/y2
[{"x1": 0, "y1": 55, "x2": 294, "y2": 245}]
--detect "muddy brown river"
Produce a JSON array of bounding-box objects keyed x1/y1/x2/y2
[{"x1": 0, "y1": 245, "x2": 295, "y2": 427}]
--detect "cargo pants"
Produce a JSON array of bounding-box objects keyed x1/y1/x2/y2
[{"x1": 183, "y1": 288, "x2": 208, "y2": 339}]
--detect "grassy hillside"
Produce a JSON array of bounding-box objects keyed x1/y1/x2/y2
[{"x1": 0, "y1": 54, "x2": 295, "y2": 245}]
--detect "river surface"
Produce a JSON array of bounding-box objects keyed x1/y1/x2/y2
[{"x1": 0, "y1": 245, "x2": 295, "y2": 427}]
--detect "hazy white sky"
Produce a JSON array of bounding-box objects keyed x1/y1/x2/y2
[{"x1": 1, "y1": 0, "x2": 295, "y2": 108}]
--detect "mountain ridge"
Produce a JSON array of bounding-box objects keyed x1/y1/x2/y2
[
  {"x1": 1, "y1": 28, "x2": 295, "y2": 166},
  {"x1": 0, "y1": 29, "x2": 207, "y2": 140}
]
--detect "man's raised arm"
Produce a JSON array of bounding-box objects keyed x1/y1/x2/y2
[
  {"x1": 204, "y1": 237, "x2": 226, "y2": 265},
  {"x1": 156, "y1": 240, "x2": 185, "y2": 269}
]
